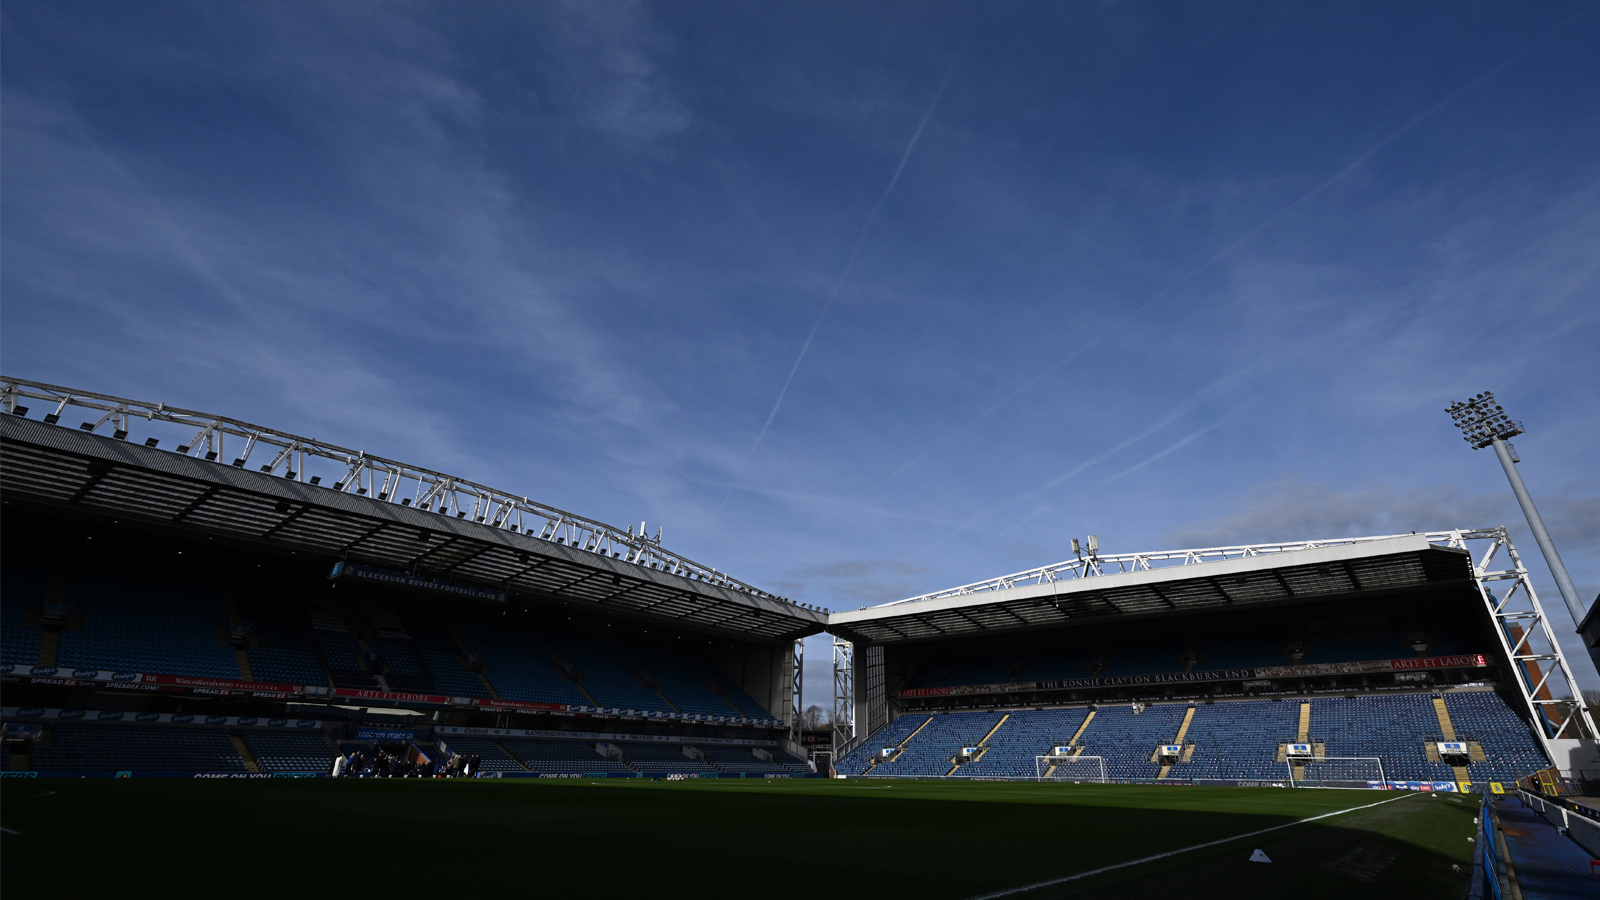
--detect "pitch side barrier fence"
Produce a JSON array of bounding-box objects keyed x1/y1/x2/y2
[
  {"x1": 0, "y1": 771, "x2": 325, "y2": 779},
  {"x1": 1516, "y1": 788, "x2": 1600, "y2": 858},
  {"x1": 0, "y1": 770, "x2": 825, "y2": 780},
  {"x1": 482, "y1": 771, "x2": 827, "y2": 780},
  {"x1": 844, "y1": 775, "x2": 1500, "y2": 792},
  {"x1": 846, "y1": 775, "x2": 1289, "y2": 787}
]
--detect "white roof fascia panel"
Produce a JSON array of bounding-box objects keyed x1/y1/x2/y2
[{"x1": 827, "y1": 534, "x2": 1440, "y2": 626}]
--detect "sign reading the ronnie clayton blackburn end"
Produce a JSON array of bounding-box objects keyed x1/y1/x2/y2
[
  {"x1": 895, "y1": 654, "x2": 1494, "y2": 699},
  {"x1": 329, "y1": 561, "x2": 507, "y2": 603},
  {"x1": 898, "y1": 668, "x2": 1255, "y2": 698}
]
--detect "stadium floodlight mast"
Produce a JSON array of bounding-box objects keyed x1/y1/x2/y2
[{"x1": 1447, "y1": 392, "x2": 1587, "y2": 627}]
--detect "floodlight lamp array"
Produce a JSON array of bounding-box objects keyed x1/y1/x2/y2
[{"x1": 1446, "y1": 391, "x2": 1523, "y2": 450}]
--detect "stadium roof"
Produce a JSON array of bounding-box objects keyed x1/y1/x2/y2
[
  {"x1": 0, "y1": 378, "x2": 1497, "y2": 652},
  {"x1": 0, "y1": 408, "x2": 827, "y2": 644},
  {"x1": 826, "y1": 533, "x2": 1481, "y2": 645}
]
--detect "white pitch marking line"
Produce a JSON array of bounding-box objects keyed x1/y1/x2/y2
[
  {"x1": 964, "y1": 792, "x2": 1417, "y2": 900},
  {"x1": 1, "y1": 827, "x2": 22, "y2": 835}
]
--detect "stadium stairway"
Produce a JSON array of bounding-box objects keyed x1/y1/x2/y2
[
  {"x1": 1431, "y1": 696, "x2": 1473, "y2": 783},
  {"x1": 229, "y1": 735, "x2": 262, "y2": 773},
  {"x1": 691, "y1": 660, "x2": 749, "y2": 716},
  {"x1": 536, "y1": 635, "x2": 603, "y2": 707},
  {"x1": 448, "y1": 623, "x2": 502, "y2": 699},
  {"x1": 493, "y1": 739, "x2": 533, "y2": 771},
  {"x1": 1291, "y1": 701, "x2": 1312, "y2": 781},
  {"x1": 613, "y1": 645, "x2": 682, "y2": 714},
  {"x1": 864, "y1": 716, "x2": 933, "y2": 775},
  {"x1": 1044, "y1": 709, "x2": 1098, "y2": 777},
  {"x1": 35, "y1": 563, "x2": 69, "y2": 666},
  {"x1": 1156, "y1": 706, "x2": 1196, "y2": 779},
  {"x1": 222, "y1": 591, "x2": 256, "y2": 681},
  {"x1": 947, "y1": 713, "x2": 1010, "y2": 776},
  {"x1": 689, "y1": 658, "x2": 778, "y2": 722},
  {"x1": 37, "y1": 629, "x2": 60, "y2": 666}
]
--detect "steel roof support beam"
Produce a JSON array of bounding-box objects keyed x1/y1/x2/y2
[
  {"x1": 0, "y1": 377, "x2": 783, "y2": 602},
  {"x1": 169, "y1": 485, "x2": 221, "y2": 522},
  {"x1": 832, "y1": 636, "x2": 854, "y2": 769},
  {"x1": 1463, "y1": 527, "x2": 1597, "y2": 763},
  {"x1": 872, "y1": 529, "x2": 1508, "y2": 608}
]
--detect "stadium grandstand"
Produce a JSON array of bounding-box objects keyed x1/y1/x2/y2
[
  {"x1": 0, "y1": 378, "x2": 825, "y2": 778},
  {"x1": 3, "y1": 376, "x2": 1597, "y2": 794},
  {"x1": 827, "y1": 528, "x2": 1600, "y2": 791}
]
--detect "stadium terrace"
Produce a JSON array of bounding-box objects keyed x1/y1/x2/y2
[{"x1": 1, "y1": 377, "x2": 1596, "y2": 797}]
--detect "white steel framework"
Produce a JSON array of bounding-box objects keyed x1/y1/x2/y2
[
  {"x1": 1465, "y1": 527, "x2": 1596, "y2": 750},
  {"x1": 0, "y1": 377, "x2": 784, "y2": 602},
  {"x1": 832, "y1": 636, "x2": 854, "y2": 762},
  {"x1": 833, "y1": 527, "x2": 1596, "y2": 778},
  {"x1": 875, "y1": 530, "x2": 1518, "y2": 608},
  {"x1": 788, "y1": 638, "x2": 804, "y2": 746}
]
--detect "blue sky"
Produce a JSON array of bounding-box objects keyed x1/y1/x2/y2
[{"x1": 4, "y1": 2, "x2": 1598, "y2": 700}]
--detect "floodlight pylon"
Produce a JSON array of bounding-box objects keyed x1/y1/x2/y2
[{"x1": 1447, "y1": 392, "x2": 1586, "y2": 627}]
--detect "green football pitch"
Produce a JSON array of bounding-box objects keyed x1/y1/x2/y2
[{"x1": 1, "y1": 779, "x2": 1478, "y2": 899}]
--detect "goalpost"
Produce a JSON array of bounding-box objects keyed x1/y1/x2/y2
[
  {"x1": 1035, "y1": 755, "x2": 1108, "y2": 782},
  {"x1": 1286, "y1": 756, "x2": 1387, "y2": 788}
]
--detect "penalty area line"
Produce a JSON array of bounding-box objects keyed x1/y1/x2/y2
[{"x1": 963, "y1": 792, "x2": 1416, "y2": 900}]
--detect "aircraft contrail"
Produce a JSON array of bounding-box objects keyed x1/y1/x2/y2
[
  {"x1": 911, "y1": 361, "x2": 1263, "y2": 553},
  {"x1": 872, "y1": 9, "x2": 1590, "y2": 491},
  {"x1": 1104, "y1": 413, "x2": 1241, "y2": 484},
  {"x1": 742, "y1": 58, "x2": 960, "y2": 465}
]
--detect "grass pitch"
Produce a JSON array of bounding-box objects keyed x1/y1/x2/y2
[{"x1": 1, "y1": 779, "x2": 1477, "y2": 899}]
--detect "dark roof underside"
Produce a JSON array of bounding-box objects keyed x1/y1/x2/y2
[
  {"x1": 831, "y1": 548, "x2": 1475, "y2": 645},
  {"x1": 0, "y1": 418, "x2": 822, "y2": 643}
]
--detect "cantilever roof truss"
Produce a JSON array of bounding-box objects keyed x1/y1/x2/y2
[
  {"x1": 0, "y1": 415, "x2": 826, "y2": 643},
  {"x1": 827, "y1": 535, "x2": 1478, "y2": 645}
]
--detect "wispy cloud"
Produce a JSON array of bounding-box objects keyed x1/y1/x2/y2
[
  {"x1": 1105, "y1": 409, "x2": 1243, "y2": 483},
  {"x1": 742, "y1": 54, "x2": 961, "y2": 464},
  {"x1": 4, "y1": 3, "x2": 1597, "y2": 670},
  {"x1": 869, "y1": 13, "x2": 1588, "y2": 490}
]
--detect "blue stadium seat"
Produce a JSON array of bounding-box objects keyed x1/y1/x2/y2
[
  {"x1": 620, "y1": 742, "x2": 719, "y2": 772},
  {"x1": 499, "y1": 738, "x2": 634, "y2": 773},
  {"x1": 0, "y1": 554, "x2": 49, "y2": 665},
  {"x1": 244, "y1": 730, "x2": 332, "y2": 773},
  {"x1": 1443, "y1": 690, "x2": 1550, "y2": 784},
  {"x1": 838, "y1": 691, "x2": 1552, "y2": 783},
  {"x1": 238, "y1": 595, "x2": 329, "y2": 686},
  {"x1": 33, "y1": 724, "x2": 248, "y2": 771},
  {"x1": 435, "y1": 736, "x2": 529, "y2": 772},
  {"x1": 54, "y1": 564, "x2": 240, "y2": 678},
  {"x1": 453, "y1": 623, "x2": 591, "y2": 706}
]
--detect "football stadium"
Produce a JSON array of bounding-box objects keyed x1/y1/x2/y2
[{"x1": 3, "y1": 377, "x2": 1598, "y2": 899}]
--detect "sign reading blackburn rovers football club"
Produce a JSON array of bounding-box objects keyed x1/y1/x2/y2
[{"x1": 329, "y1": 561, "x2": 508, "y2": 603}]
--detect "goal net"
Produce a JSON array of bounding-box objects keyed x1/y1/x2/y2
[
  {"x1": 1035, "y1": 755, "x2": 1108, "y2": 782},
  {"x1": 1288, "y1": 757, "x2": 1386, "y2": 787}
]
